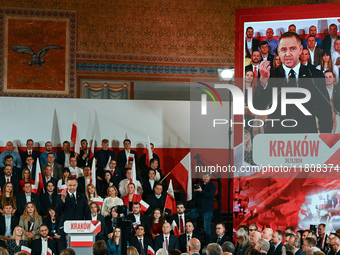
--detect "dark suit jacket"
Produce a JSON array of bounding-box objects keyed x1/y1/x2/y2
[
  {"x1": 169, "y1": 214, "x2": 193, "y2": 234},
  {"x1": 245, "y1": 38, "x2": 260, "y2": 55},
  {"x1": 77, "y1": 148, "x2": 92, "y2": 168},
  {"x1": 55, "y1": 192, "x2": 91, "y2": 235},
  {"x1": 178, "y1": 233, "x2": 199, "y2": 253},
  {"x1": 0, "y1": 214, "x2": 18, "y2": 236},
  {"x1": 56, "y1": 150, "x2": 75, "y2": 167},
  {"x1": 130, "y1": 236, "x2": 154, "y2": 254},
  {"x1": 117, "y1": 149, "x2": 138, "y2": 170},
  {"x1": 94, "y1": 149, "x2": 116, "y2": 179},
  {"x1": 245, "y1": 64, "x2": 261, "y2": 78},
  {"x1": 139, "y1": 152, "x2": 160, "y2": 174},
  {"x1": 331, "y1": 85, "x2": 340, "y2": 113},
  {"x1": 295, "y1": 248, "x2": 305, "y2": 255},
  {"x1": 40, "y1": 191, "x2": 58, "y2": 217},
  {"x1": 154, "y1": 234, "x2": 179, "y2": 253},
  {"x1": 95, "y1": 213, "x2": 106, "y2": 241},
  {"x1": 77, "y1": 176, "x2": 102, "y2": 195},
  {"x1": 31, "y1": 238, "x2": 56, "y2": 255},
  {"x1": 17, "y1": 192, "x2": 41, "y2": 215},
  {"x1": 126, "y1": 213, "x2": 150, "y2": 237},
  {"x1": 273, "y1": 242, "x2": 283, "y2": 255},
  {"x1": 253, "y1": 64, "x2": 333, "y2": 133},
  {"x1": 267, "y1": 241, "x2": 275, "y2": 255},
  {"x1": 216, "y1": 233, "x2": 232, "y2": 244},
  {"x1": 322, "y1": 35, "x2": 340, "y2": 53},
  {"x1": 0, "y1": 176, "x2": 19, "y2": 195},
  {"x1": 42, "y1": 176, "x2": 58, "y2": 189},
  {"x1": 21, "y1": 150, "x2": 40, "y2": 164},
  {"x1": 42, "y1": 163, "x2": 63, "y2": 181},
  {"x1": 146, "y1": 192, "x2": 167, "y2": 214}
]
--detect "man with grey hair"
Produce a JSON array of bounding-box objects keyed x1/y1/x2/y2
[
  {"x1": 222, "y1": 241, "x2": 235, "y2": 254},
  {"x1": 236, "y1": 228, "x2": 252, "y2": 255},
  {"x1": 256, "y1": 238, "x2": 270, "y2": 254},
  {"x1": 272, "y1": 230, "x2": 284, "y2": 255},
  {"x1": 187, "y1": 238, "x2": 201, "y2": 255},
  {"x1": 262, "y1": 228, "x2": 275, "y2": 255},
  {"x1": 206, "y1": 243, "x2": 223, "y2": 255},
  {"x1": 289, "y1": 234, "x2": 303, "y2": 255}
]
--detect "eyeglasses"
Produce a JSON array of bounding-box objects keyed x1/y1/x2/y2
[
  {"x1": 249, "y1": 229, "x2": 257, "y2": 231},
  {"x1": 216, "y1": 228, "x2": 222, "y2": 230}
]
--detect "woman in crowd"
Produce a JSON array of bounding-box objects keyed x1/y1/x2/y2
[
  {"x1": 57, "y1": 168, "x2": 70, "y2": 192},
  {"x1": 105, "y1": 206, "x2": 120, "y2": 240},
  {"x1": 19, "y1": 202, "x2": 43, "y2": 241},
  {"x1": 121, "y1": 183, "x2": 142, "y2": 213},
  {"x1": 101, "y1": 186, "x2": 123, "y2": 217},
  {"x1": 101, "y1": 170, "x2": 114, "y2": 196},
  {"x1": 106, "y1": 227, "x2": 129, "y2": 255},
  {"x1": 0, "y1": 183, "x2": 17, "y2": 214},
  {"x1": 19, "y1": 169, "x2": 35, "y2": 193},
  {"x1": 86, "y1": 183, "x2": 102, "y2": 205},
  {"x1": 317, "y1": 51, "x2": 333, "y2": 73},
  {"x1": 149, "y1": 208, "x2": 165, "y2": 240},
  {"x1": 6, "y1": 226, "x2": 28, "y2": 255},
  {"x1": 43, "y1": 206, "x2": 60, "y2": 239},
  {"x1": 127, "y1": 246, "x2": 139, "y2": 255},
  {"x1": 273, "y1": 54, "x2": 281, "y2": 69}
]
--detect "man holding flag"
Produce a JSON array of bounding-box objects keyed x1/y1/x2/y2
[{"x1": 31, "y1": 225, "x2": 56, "y2": 255}]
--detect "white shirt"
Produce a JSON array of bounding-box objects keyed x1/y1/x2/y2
[
  {"x1": 134, "y1": 213, "x2": 141, "y2": 224},
  {"x1": 25, "y1": 193, "x2": 32, "y2": 203},
  {"x1": 308, "y1": 48, "x2": 315, "y2": 65},
  {"x1": 92, "y1": 214, "x2": 97, "y2": 220},
  {"x1": 282, "y1": 62, "x2": 301, "y2": 84},
  {"x1": 327, "y1": 86, "x2": 334, "y2": 101},
  {"x1": 64, "y1": 153, "x2": 70, "y2": 167},
  {"x1": 149, "y1": 179, "x2": 155, "y2": 190},
  {"x1": 69, "y1": 166, "x2": 84, "y2": 178},
  {"x1": 41, "y1": 238, "x2": 48, "y2": 255},
  {"x1": 246, "y1": 39, "x2": 253, "y2": 55}
]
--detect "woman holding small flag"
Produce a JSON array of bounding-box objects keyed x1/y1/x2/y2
[
  {"x1": 6, "y1": 226, "x2": 28, "y2": 255},
  {"x1": 19, "y1": 202, "x2": 43, "y2": 242}
]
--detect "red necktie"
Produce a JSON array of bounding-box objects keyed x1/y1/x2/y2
[
  {"x1": 6, "y1": 178, "x2": 9, "y2": 183},
  {"x1": 180, "y1": 216, "x2": 184, "y2": 234},
  {"x1": 111, "y1": 169, "x2": 114, "y2": 176},
  {"x1": 165, "y1": 236, "x2": 169, "y2": 251},
  {"x1": 29, "y1": 151, "x2": 32, "y2": 155},
  {"x1": 254, "y1": 66, "x2": 258, "y2": 87}
]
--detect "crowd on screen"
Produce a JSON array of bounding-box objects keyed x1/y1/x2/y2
[{"x1": 0, "y1": 139, "x2": 225, "y2": 255}]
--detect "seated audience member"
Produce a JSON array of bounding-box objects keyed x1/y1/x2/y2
[
  {"x1": 303, "y1": 25, "x2": 323, "y2": 49},
  {"x1": 139, "y1": 143, "x2": 160, "y2": 175},
  {"x1": 57, "y1": 141, "x2": 75, "y2": 168},
  {"x1": 119, "y1": 168, "x2": 143, "y2": 197},
  {"x1": 17, "y1": 182, "x2": 41, "y2": 216},
  {"x1": 317, "y1": 51, "x2": 333, "y2": 74},
  {"x1": 300, "y1": 49, "x2": 315, "y2": 69},
  {"x1": 40, "y1": 180, "x2": 58, "y2": 217},
  {"x1": 90, "y1": 202, "x2": 106, "y2": 241},
  {"x1": 68, "y1": 156, "x2": 83, "y2": 178},
  {"x1": 206, "y1": 243, "x2": 223, "y2": 255},
  {"x1": 42, "y1": 152, "x2": 63, "y2": 180},
  {"x1": 147, "y1": 158, "x2": 167, "y2": 190},
  {"x1": 57, "y1": 168, "x2": 70, "y2": 192},
  {"x1": 0, "y1": 183, "x2": 17, "y2": 214},
  {"x1": 250, "y1": 231, "x2": 262, "y2": 246},
  {"x1": 259, "y1": 41, "x2": 274, "y2": 66},
  {"x1": 222, "y1": 241, "x2": 235, "y2": 254},
  {"x1": 215, "y1": 223, "x2": 232, "y2": 245},
  {"x1": 42, "y1": 165, "x2": 58, "y2": 189},
  {"x1": 0, "y1": 203, "x2": 18, "y2": 248},
  {"x1": 6, "y1": 226, "x2": 28, "y2": 255},
  {"x1": 77, "y1": 139, "x2": 91, "y2": 168},
  {"x1": 43, "y1": 206, "x2": 60, "y2": 240},
  {"x1": 272, "y1": 230, "x2": 284, "y2": 255},
  {"x1": 289, "y1": 234, "x2": 303, "y2": 255},
  {"x1": 31, "y1": 225, "x2": 57, "y2": 255},
  {"x1": 105, "y1": 206, "x2": 120, "y2": 239},
  {"x1": 95, "y1": 139, "x2": 116, "y2": 179},
  {"x1": 94, "y1": 240, "x2": 109, "y2": 255},
  {"x1": 255, "y1": 238, "x2": 270, "y2": 254},
  {"x1": 105, "y1": 159, "x2": 122, "y2": 189},
  {"x1": 2, "y1": 155, "x2": 21, "y2": 180},
  {"x1": 86, "y1": 183, "x2": 102, "y2": 207},
  {"x1": 146, "y1": 183, "x2": 167, "y2": 215},
  {"x1": 236, "y1": 228, "x2": 252, "y2": 255},
  {"x1": 127, "y1": 202, "x2": 150, "y2": 236},
  {"x1": 264, "y1": 28, "x2": 278, "y2": 55},
  {"x1": 60, "y1": 248, "x2": 76, "y2": 255},
  {"x1": 101, "y1": 170, "x2": 115, "y2": 197},
  {"x1": 20, "y1": 139, "x2": 39, "y2": 164},
  {"x1": 77, "y1": 165, "x2": 101, "y2": 194},
  {"x1": 149, "y1": 208, "x2": 165, "y2": 240},
  {"x1": 178, "y1": 221, "x2": 199, "y2": 253},
  {"x1": 273, "y1": 54, "x2": 281, "y2": 69},
  {"x1": 0, "y1": 165, "x2": 19, "y2": 195},
  {"x1": 122, "y1": 183, "x2": 142, "y2": 213},
  {"x1": 129, "y1": 224, "x2": 154, "y2": 254},
  {"x1": 0, "y1": 141, "x2": 22, "y2": 169},
  {"x1": 169, "y1": 202, "x2": 193, "y2": 235},
  {"x1": 21, "y1": 155, "x2": 36, "y2": 179},
  {"x1": 261, "y1": 228, "x2": 274, "y2": 255},
  {"x1": 40, "y1": 141, "x2": 57, "y2": 166},
  {"x1": 117, "y1": 139, "x2": 138, "y2": 170},
  {"x1": 143, "y1": 169, "x2": 157, "y2": 199},
  {"x1": 107, "y1": 227, "x2": 129, "y2": 255},
  {"x1": 187, "y1": 238, "x2": 201, "y2": 255},
  {"x1": 303, "y1": 237, "x2": 317, "y2": 255},
  {"x1": 126, "y1": 158, "x2": 144, "y2": 184},
  {"x1": 101, "y1": 186, "x2": 123, "y2": 217},
  {"x1": 322, "y1": 23, "x2": 340, "y2": 54},
  {"x1": 154, "y1": 222, "x2": 179, "y2": 253},
  {"x1": 18, "y1": 169, "x2": 35, "y2": 194},
  {"x1": 19, "y1": 202, "x2": 43, "y2": 241},
  {"x1": 306, "y1": 36, "x2": 323, "y2": 66}
]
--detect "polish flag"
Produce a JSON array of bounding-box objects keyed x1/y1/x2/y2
[
  {"x1": 105, "y1": 156, "x2": 111, "y2": 171},
  {"x1": 92, "y1": 197, "x2": 104, "y2": 206},
  {"x1": 58, "y1": 184, "x2": 67, "y2": 194},
  {"x1": 131, "y1": 158, "x2": 137, "y2": 194},
  {"x1": 14, "y1": 142, "x2": 19, "y2": 153},
  {"x1": 164, "y1": 179, "x2": 177, "y2": 214},
  {"x1": 170, "y1": 153, "x2": 192, "y2": 201},
  {"x1": 171, "y1": 220, "x2": 180, "y2": 237},
  {"x1": 145, "y1": 135, "x2": 153, "y2": 166},
  {"x1": 31, "y1": 159, "x2": 43, "y2": 194},
  {"x1": 21, "y1": 246, "x2": 31, "y2": 254},
  {"x1": 0, "y1": 186, "x2": 2, "y2": 196},
  {"x1": 147, "y1": 246, "x2": 155, "y2": 255},
  {"x1": 71, "y1": 110, "x2": 80, "y2": 155},
  {"x1": 70, "y1": 235, "x2": 93, "y2": 247},
  {"x1": 47, "y1": 248, "x2": 52, "y2": 255},
  {"x1": 140, "y1": 199, "x2": 150, "y2": 213},
  {"x1": 89, "y1": 135, "x2": 95, "y2": 160},
  {"x1": 91, "y1": 157, "x2": 96, "y2": 187}
]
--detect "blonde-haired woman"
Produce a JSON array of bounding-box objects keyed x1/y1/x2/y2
[
  {"x1": 19, "y1": 202, "x2": 42, "y2": 241},
  {"x1": 6, "y1": 226, "x2": 28, "y2": 255},
  {"x1": 101, "y1": 186, "x2": 123, "y2": 217}
]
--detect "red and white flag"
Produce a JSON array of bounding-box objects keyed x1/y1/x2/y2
[
  {"x1": 170, "y1": 153, "x2": 192, "y2": 201},
  {"x1": 47, "y1": 248, "x2": 52, "y2": 255},
  {"x1": 71, "y1": 110, "x2": 80, "y2": 155},
  {"x1": 31, "y1": 158, "x2": 43, "y2": 194},
  {"x1": 105, "y1": 156, "x2": 111, "y2": 171},
  {"x1": 70, "y1": 235, "x2": 93, "y2": 247},
  {"x1": 14, "y1": 142, "x2": 19, "y2": 153},
  {"x1": 58, "y1": 184, "x2": 67, "y2": 194},
  {"x1": 92, "y1": 197, "x2": 104, "y2": 206},
  {"x1": 145, "y1": 135, "x2": 153, "y2": 166},
  {"x1": 171, "y1": 220, "x2": 180, "y2": 237},
  {"x1": 0, "y1": 186, "x2": 2, "y2": 196},
  {"x1": 21, "y1": 246, "x2": 31, "y2": 254},
  {"x1": 140, "y1": 199, "x2": 150, "y2": 213},
  {"x1": 91, "y1": 157, "x2": 96, "y2": 187},
  {"x1": 147, "y1": 246, "x2": 155, "y2": 255},
  {"x1": 89, "y1": 135, "x2": 95, "y2": 160},
  {"x1": 131, "y1": 158, "x2": 138, "y2": 194},
  {"x1": 164, "y1": 179, "x2": 177, "y2": 214}
]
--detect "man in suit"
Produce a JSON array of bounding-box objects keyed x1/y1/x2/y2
[
  {"x1": 94, "y1": 139, "x2": 116, "y2": 178},
  {"x1": 139, "y1": 142, "x2": 161, "y2": 176},
  {"x1": 68, "y1": 156, "x2": 83, "y2": 178},
  {"x1": 328, "y1": 235, "x2": 340, "y2": 255},
  {"x1": 0, "y1": 165, "x2": 19, "y2": 195},
  {"x1": 265, "y1": 28, "x2": 279, "y2": 56},
  {"x1": 40, "y1": 180, "x2": 58, "y2": 217},
  {"x1": 262, "y1": 228, "x2": 275, "y2": 255},
  {"x1": 255, "y1": 238, "x2": 270, "y2": 255},
  {"x1": 307, "y1": 36, "x2": 323, "y2": 66},
  {"x1": 300, "y1": 49, "x2": 316, "y2": 69},
  {"x1": 22, "y1": 155, "x2": 36, "y2": 179},
  {"x1": 0, "y1": 141, "x2": 22, "y2": 169},
  {"x1": 169, "y1": 202, "x2": 192, "y2": 235},
  {"x1": 322, "y1": 23, "x2": 340, "y2": 54},
  {"x1": 147, "y1": 158, "x2": 167, "y2": 191},
  {"x1": 21, "y1": 139, "x2": 39, "y2": 164},
  {"x1": 245, "y1": 50, "x2": 262, "y2": 79},
  {"x1": 256, "y1": 32, "x2": 333, "y2": 133},
  {"x1": 17, "y1": 182, "x2": 41, "y2": 215},
  {"x1": 117, "y1": 139, "x2": 138, "y2": 170},
  {"x1": 107, "y1": 158, "x2": 122, "y2": 188},
  {"x1": 260, "y1": 41, "x2": 274, "y2": 67},
  {"x1": 272, "y1": 230, "x2": 284, "y2": 255},
  {"x1": 1, "y1": 155, "x2": 21, "y2": 180},
  {"x1": 127, "y1": 202, "x2": 150, "y2": 236},
  {"x1": 302, "y1": 237, "x2": 317, "y2": 255},
  {"x1": 317, "y1": 224, "x2": 327, "y2": 250},
  {"x1": 215, "y1": 223, "x2": 232, "y2": 245},
  {"x1": 42, "y1": 165, "x2": 58, "y2": 189},
  {"x1": 187, "y1": 238, "x2": 201, "y2": 255},
  {"x1": 55, "y1": 176, "x2": 91, "y2": 250},
  {"x1": 0, "y1": 203, "x2": 18, "y2": 247},
  {"x1": 154, "y1": 222, "x2": 179, "y2": 252},
  {"x1": 130, "y1": 225, "x2": 154, "y2": 255},
  {"x1": 289, "y1": 234, "x2": 304, "y2": 255},
  {"x1": 40, "y1": 141, "x2": 57, "y2": 166},
  {"x1": 77, "y1": 165, "x2": 101, "y2": 194},
  {"x1": 146, "y1": 183, "x2": 166, "y2": 214},
  {"x1": 31, "y1": 225, "x2": 56, "y2": 255},
  {"x1": 245, "y1": 26, "x2": 259, "y2": 57},
  {"x1": 57, "y1": 141, "x2": 75, "y2": 167},
  {"x1": 178, "y1": 221, "x2": 199, "y2": 253},
  {"x1": 77, "y1": 139, "x2": 91, "y2": 168},
  {"x1": 303, "y1": 25, "x2": 323, "y2": 49},
  {"x1": 90, "y1": 202, "x2": 106, "y2": 241},
  {"x1": 42, "y1": 152, "x2": 63, "y2": 180}
]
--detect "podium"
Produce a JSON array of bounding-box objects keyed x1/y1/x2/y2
[{"x1": 64, "y1": 220, "x2": 101, "y2": 253}]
